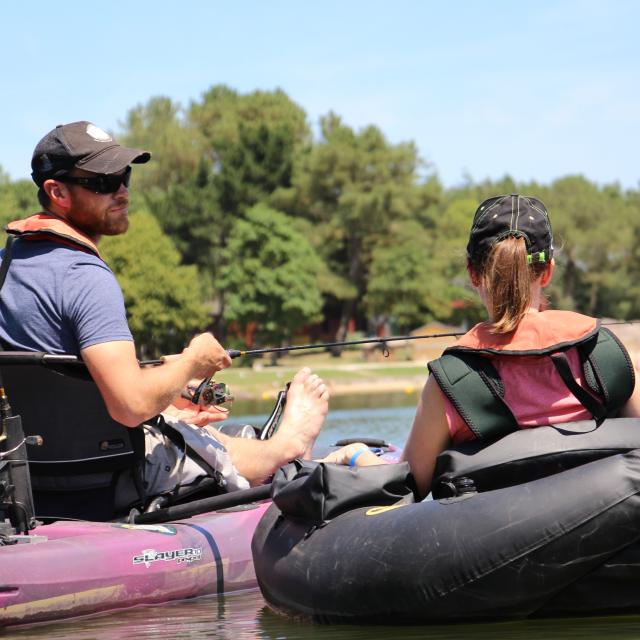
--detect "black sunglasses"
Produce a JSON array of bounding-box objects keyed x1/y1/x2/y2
[{"x1": 57, "y1": 166, "x2": 131, "y2": 194}]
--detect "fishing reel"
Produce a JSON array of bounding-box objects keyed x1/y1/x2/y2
[{"x1": 183, "y1": 377, "x2": 234, "y2": 408}]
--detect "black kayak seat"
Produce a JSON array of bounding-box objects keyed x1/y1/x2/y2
[{"x1": 0, "y1": 352, "x2": 144, "y2": 521}]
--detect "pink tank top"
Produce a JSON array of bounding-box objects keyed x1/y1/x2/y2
[{"x1": 441, "y1": 346, "x2": 595, "y2": 443}]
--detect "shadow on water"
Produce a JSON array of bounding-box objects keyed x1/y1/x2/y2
[{"x1": 8, "y1": 590, "x2": 640, "y2": 640}]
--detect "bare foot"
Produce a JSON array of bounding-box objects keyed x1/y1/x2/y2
[{"x1": 273, "y1": 367, "x2": 329, "y2": 459}]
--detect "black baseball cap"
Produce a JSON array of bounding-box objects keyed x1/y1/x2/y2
[
  {"x1": 466, "y1": 194, "x2": 554, "y2": 266},
  {"x1": 31, "y1": 121, "x2": 151, "y2": 186}
]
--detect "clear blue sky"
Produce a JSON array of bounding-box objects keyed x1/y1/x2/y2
[{"x1": 1, "y1": 0, "x2": 638, "y2": 188}]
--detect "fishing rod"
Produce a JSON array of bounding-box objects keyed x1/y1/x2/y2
[
  {"x1": 144, "y1": 320, "x2": 640, "y2": 407},
  {"x1": 146, "y1": 331, "x2": 463, "y2": 407},
  {"x1": 226, "y1": 330, "x2": 464, "y2": 359},
  {"x1": 142, "y1": 319, "x2": 640, "y2": 367},
  {"x1": 139, "y1": 330, "x2": 464, "y2": 368}
]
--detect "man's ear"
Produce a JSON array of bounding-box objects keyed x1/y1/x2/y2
[{"x1": 43, "y1": 179, "x2": 71, "y2": 211}]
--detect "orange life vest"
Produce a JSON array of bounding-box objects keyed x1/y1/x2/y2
[
  {"x1": 455, "y1": 310, "x2": 598, "y2": 354},
  {"x1": 429, "y1": 311, "x2": 634, "y2": 442},
  {"x1": 6, "y1": 213, "x2": 101, "y2": 258}
]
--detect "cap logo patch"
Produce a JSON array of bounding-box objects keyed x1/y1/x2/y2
[{"x1": 85, "y1": 124, "x2": 113, "y2": 142}]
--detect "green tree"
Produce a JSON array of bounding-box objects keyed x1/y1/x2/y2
[
  {"x1": 276, "y1": 113, "x2": 439, "y2": 342},
  {"x1": 145, "y1": 159, "x2": 224, "y2": 291},
  {"x1": 190, "y1": 85, "x2": 309, "y2": 155},
  {"x1": 544, "y1": 176, "x2": 635, "y2": 316},
  {"x1": 219, "y1": 204, "x2": 323, "y2": 348},
  {"x1": 623, "y1": 191, "x2": 640, "y2": 319},
  {"x1": 365, "y1": 221, "x2": 452, "y2": 331},
  {"x1": 112, "y1": 84, "x2": 640, "y2": 337},
  {"x1": 120, "y1": 96, "x2": 202, "y2": 192},
  {"x1": 101, "y1": 209, "x2": 210, "y2": 358},
  {"x1": 189, "y1": 85, "x2": 310, "y2": 218},
  {"x1": 214, "y1": 120, "x2": 299, "y2": 216},
  {"x1": 120, "y1": 87, "x2": 311, "y2": 337},
  {"x1": 0, "y1": 179, "x2": 39, "y2": 227},
  {"x1": 424, "y1": 197, "x2": 485, "y2": 326}
]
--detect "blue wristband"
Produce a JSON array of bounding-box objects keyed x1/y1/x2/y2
[{"x1": 348, "y1": 447, "x2": 369, "y2": 467}]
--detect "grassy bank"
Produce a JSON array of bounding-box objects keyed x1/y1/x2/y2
[{"x1": 215, "y1": 350, "x2": 429, "y2": 401}]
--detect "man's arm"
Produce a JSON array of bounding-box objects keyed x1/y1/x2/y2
[{"x1": 81, "y1": 333, "x2": 232, "y2": 427}]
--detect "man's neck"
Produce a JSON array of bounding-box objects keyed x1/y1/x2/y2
[{"x1": 42, "y1": 208, "x2": 101, "y2": 246}]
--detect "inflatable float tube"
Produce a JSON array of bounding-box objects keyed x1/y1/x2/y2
[{"x1": 252, "y1": 418, "x2": 640, "y2": 623}]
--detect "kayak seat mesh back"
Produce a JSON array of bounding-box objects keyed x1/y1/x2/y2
[{"x1": 0, "y1": 361, "x2": 144, "y2": 521}]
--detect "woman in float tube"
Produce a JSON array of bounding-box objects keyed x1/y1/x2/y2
[{"x1": 324, "y1": 194, "x2": 640, "y2": 498}]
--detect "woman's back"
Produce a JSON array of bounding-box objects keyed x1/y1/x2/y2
[{"x1": 402, "y1": 195, "x2": 639, "y2": 497}]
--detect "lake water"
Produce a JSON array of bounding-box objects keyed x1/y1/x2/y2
[
  {"x1": 11, "y1": 589, "x2": 640, "y2": 640},
  {"x1": 9, "y1": 398, "x2": 640, "y2": 638}
]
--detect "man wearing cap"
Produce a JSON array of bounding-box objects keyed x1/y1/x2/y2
[{"x1": 0, "y1": 121, "x2": 329, "y2": 503}]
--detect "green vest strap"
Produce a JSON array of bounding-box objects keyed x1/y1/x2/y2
[
  {"x1": 428, "y1": 352, "x2": 519, "y2": 442},
  {"x1": 580, "y1": 327, "x2": 635, "y2": 416},
  {"x1": 429, "y1": 327, "x2": 635, "y2": 443}
]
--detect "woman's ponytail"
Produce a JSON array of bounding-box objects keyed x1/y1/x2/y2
[{"x1": 479, "y1": 236, "x2": 547, "y2": 334}]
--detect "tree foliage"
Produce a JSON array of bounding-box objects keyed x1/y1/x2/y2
[
  {"x1": 120, "y1": 96, "x2": 202, "y2": 192},
  {"x1": 121, "y1": 86, "x2": 311, "y2": 336},
  {"x1": 100, "y1": 210, "x2": 210, "y2": 357},
  {"x1": 219, "y1": 204, "x2": 323, "y2": 346},
  {"x1": 0, "y1": 179, "x2": 39, "y2": 227},
  {"x1": 275, "y1": 113, "x2": 438, "y2": 340},
  {"x1": 365, "y1": 221, "x2": 446, "y2": 331},
  {"x1": 4, "y1": 84, "x2": 640, "y2": 356}
]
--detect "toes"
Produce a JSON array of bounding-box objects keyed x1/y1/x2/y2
[
  {"x1": 292, "y1": 367, "x2": 312, "y2": 384},
  {"x1": 307, "y1": 374, "x2": 322, "y2": 390},
  {"x1": 290, "y1": 369, "x2": 329, "y2": 401}
]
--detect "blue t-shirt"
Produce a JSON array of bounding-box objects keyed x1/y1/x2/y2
[{"x1": 0, "y1": 238, "x2": 133, "y2": 355}]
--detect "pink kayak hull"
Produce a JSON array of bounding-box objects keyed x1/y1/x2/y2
[{"x1": 0, "y1": 502, "x2": 269, "y2": 627}]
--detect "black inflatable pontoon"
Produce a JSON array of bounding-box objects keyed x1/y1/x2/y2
[{"x1": 252, "y1": 418, "x2": 640, "y2": 623}]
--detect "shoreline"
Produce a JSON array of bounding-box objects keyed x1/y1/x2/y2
[
  {"x1": 218, "y1": 362, "x2": 429, "y2": 402},
  {"x1": 244, "y1": 375, "x2": 427, "y2": 401}
]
